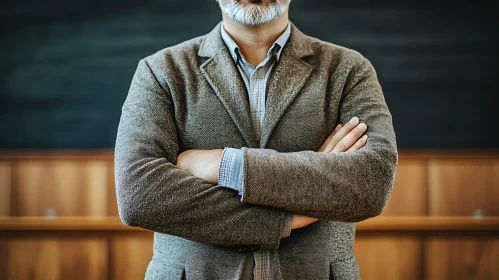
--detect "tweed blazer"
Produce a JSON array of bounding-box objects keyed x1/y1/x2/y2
[{"x1": 114, "y1": 20, "x2": 398, "y2": 280}]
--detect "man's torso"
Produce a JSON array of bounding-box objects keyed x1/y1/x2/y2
[{"x1": 143, "y1": 21, "x2": 363, "y2": 280}]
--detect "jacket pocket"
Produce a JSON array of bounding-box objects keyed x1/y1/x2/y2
[
  {"x1": 145, "y1": 259, "x2": 185, "y2": 280},
  {"x1": 330, "y1": 256, "x2": 360, "y2": 280}
]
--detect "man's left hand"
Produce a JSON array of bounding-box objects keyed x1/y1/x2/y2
[{"x1": 176, "y1": 149, "x2": 224, "y2": 184}]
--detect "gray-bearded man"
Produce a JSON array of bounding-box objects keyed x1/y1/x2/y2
[{"x1": 114, "y1": 0, "x2": 398, "y2": 279}]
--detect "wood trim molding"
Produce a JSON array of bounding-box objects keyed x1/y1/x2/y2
[
  {"x1": 0, "y1": 150, "x2": 114, "y2": 160},
  {"x1": 356, "y1": 216, "x2": 499, "y2": 231}
]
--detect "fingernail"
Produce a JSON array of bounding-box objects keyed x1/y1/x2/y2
[
  {"x1": 357, "y1": 122, "x2": 366, "y2": 129},
  {"x1": 349, "y1": 117, "x2": 358, "y2": 125}
]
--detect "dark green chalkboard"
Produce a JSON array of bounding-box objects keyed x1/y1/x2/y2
[{"x1": 1, "y1": 1, "x2": 498, "y2": 149}]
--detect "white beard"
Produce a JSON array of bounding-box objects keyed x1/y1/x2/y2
[{"x1": 218, "y1": 0, "x2": 291, "y2": 25}]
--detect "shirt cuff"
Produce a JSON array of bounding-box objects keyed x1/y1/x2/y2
[
  {"x1": 218, "y1": 148, "x2": 244, "y2": 195},
  {"x1": 280, "y1": 212, "x2": 293, "y2": 238}
]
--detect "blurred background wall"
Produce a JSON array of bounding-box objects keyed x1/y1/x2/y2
[
  {"x1": 1, "y1": 0, "x2": 498, "y2": 149},
  {"x1": 0, "y1": 1, "x2": 498, "y2": 279}
]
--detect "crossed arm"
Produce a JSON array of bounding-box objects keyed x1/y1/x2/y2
[
  {"x1": 176, "y1": 116, "x2": 370, "y2": 230},
  {"x1": 115, "y1": 55, "x2": 398, "y2": 250}
]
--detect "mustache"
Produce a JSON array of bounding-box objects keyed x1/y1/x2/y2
[{"x1": 235, "y1": 0, "x2": 278, "y2": 4}]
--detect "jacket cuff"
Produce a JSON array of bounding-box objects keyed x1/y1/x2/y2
[
  {"x1": 218, "y1": 148, "x2": 244, "y2": 194},
  {"x1": 280, "y1": 212, "x2": 293, "y2": 238}
]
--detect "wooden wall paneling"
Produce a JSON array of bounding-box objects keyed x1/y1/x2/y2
[
  {"x1": 0, "y1": 239, "x2": 8, "y2": 280},
  {"x1": 107, "y1": 158, "x2": 118, "y2": 216},
  {"x1": 428, "y1": 159, "x2": 499, "y2": 216},
  {"x1": 11, "y1": 159, "x2": 108, "y2": 216},
  {"x1": 86, "y1": 160, "x2": 108, "y2": 216},
  {"x1": 110, "y1": 234, "x2": 154, "y2": 280},
  {"x1": 381, "y1": 159, "x2": 428, "y2": 216},
  {"x1": 0, "y1": 161, "x2": 11, "y2": 216},
  {"x1": 354, "y1": 235, "x2": 423, "y2": 280},
  {"x1": 494, "y1": 160, "x2": 499, "y2": 201},
  {"x1": 425, "y1": 236, "x2": 499, "y2": 280},
  {"x1": 2, "y1": 237, "x2": 108, "y2": 280}
]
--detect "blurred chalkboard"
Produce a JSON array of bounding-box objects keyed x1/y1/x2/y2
[{"x1": 1, "y1": 0, "x2": 498, "y2": 149}]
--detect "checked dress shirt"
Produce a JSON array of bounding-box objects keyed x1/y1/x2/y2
[{"x1": 217, "y1": 22, "x2": 294, "y2": 280}]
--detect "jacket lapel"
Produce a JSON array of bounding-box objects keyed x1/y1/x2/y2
[
  {"x1": 199, "y1": 22, "x2": 258, "y2": 148},
  {"x1": 259, "y1": 23, "x2": 314, "y2": 148},
  {"x1": 198, "y1": 21, "x2": 314, "y2": 149}
]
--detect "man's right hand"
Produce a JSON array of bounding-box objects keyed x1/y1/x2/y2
[{"x1": 290, "y1": 116, "x2": 368, "y2": 230}]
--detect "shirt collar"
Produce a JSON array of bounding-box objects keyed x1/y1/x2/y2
[{"x1": 220, "y1": 22, "x2": 292, "y2": 64}]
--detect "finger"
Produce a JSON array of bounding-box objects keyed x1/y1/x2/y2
[
  {"x1": 346, "y1": 134, "x2": 368, "y2": 152},
  {"x1": 318, "y1": 124, "x2": 342, "y2": 152},
  {"x1": 332, "y1": 122, "x2": 367, "y2": 152},
  {"x1": 292, "y1": 214, "x2": 311, "y2": 229},
  {"x1": 331, "y1": 123, "x2": 342, "y2": 136},
  {"x1": 322, "y1": 116, "x2": 360, "y2": 152},
  {"x1": 321, "y1": 122, "x2": 349, "y2": 152}
]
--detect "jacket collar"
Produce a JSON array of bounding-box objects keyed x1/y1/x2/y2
[
  {"x1": 199, "y1": 20, "x2": 314, "y2": 59},
  {"x1": 198, "y1": 20, "x2": 314, "y2": 148},
  {"x1": 219, "y1": 21, "x2": 291, "y2": 64}
]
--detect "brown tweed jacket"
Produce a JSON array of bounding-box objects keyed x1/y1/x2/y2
[{"x1": 114, "y1": 20, "x2": 398, "y2": 280}]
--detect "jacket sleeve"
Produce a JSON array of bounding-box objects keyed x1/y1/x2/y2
[
  {"x1": 239, "y1": 54, "x2": 398, "y2": 222},
  {"x1": 114, "y1": 58, "x2": 290, "y2": 250}
]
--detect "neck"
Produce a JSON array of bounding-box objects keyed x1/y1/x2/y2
[{"x1": 222, "y1": 11, "x2": 289, "y2": 66}]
